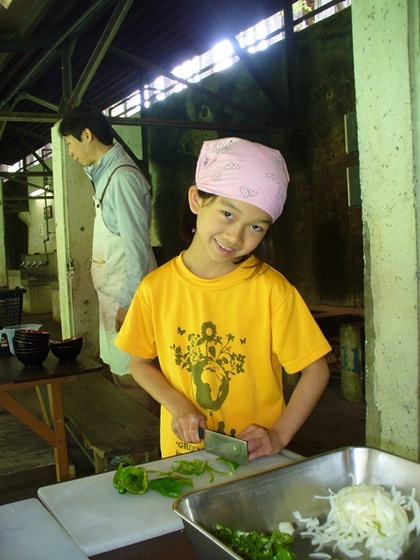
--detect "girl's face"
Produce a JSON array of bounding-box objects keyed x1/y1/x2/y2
[{"x1": 186, "y1": 186, "x2": 272, "y2": 277}]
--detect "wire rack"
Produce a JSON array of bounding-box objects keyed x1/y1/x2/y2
[{"x1": 0, "y1": 286, "x2": 26, "y2": 328}]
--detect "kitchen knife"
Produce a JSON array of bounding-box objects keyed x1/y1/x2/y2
[{"x1": 198, "y1": 427, "x2": 248, "y2": 465}]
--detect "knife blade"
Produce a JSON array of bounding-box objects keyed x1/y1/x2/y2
[{"x1": 198, "y1": 427, "x2": 248, "y2": 465}]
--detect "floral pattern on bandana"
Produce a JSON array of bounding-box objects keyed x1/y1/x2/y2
[{"x1": 195, "y1": 137, "x2": 289, "y2": 222}]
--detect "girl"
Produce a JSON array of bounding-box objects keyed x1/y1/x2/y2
[{"x1": 116, "y1": 137, "x2": 331, "y2": 461}]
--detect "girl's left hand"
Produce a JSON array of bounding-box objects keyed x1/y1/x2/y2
[{"x1": 236, "y1": 424, "x2": 284, "y2": 462}]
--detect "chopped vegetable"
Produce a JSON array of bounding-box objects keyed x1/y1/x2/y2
[
  {"x1": 113, "y1": 462, "x2": 129, "y2": 494},
  {"x1": 112, "y1": 464, "x2": 149, "y2": 495},
  {"x1": 217, "y1": 456, "x2": 240, "y2": 471},
  {"x1": 170, "y1": 459, "x2": 207, "y2": 476},
  {"x1": 149, "y1": 458, "x2": 233, "y2": 483},
  {"x1": 114, "y1": 457, "x2": 239, "y2": 497},
  {"x1": 149, "y1": 475, "x2": 193, "y2": 498},
  {"x1": 293, "y1": 483, "x2": 420, "y2": 560},
  {"x1": 278, "y1": 522, "x2": 295, "y2": 537},
  {"x1": 215, "y1": 523, "x2": 297, "y2": 560}
]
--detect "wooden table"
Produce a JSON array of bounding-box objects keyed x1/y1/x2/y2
[
  {"x1": 90, "y1": 531, "x2": 197, "y2": 559},
  {"x1": 0, "y1": 353, "x2": 102, "y2": 482}
]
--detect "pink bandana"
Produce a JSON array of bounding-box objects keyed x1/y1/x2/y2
[{"x1": 195, "y1": 137, "x2": 289, "y2": 222}]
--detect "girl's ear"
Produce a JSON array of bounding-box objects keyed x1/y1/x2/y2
[{"x1": 188, "y1": 185, "x2": 201, "y2": 215}]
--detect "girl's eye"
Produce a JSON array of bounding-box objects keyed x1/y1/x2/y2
[
  {"x1": 250, "y1": 224, "x2": 264, "y2": 232},
  {"x1": 223, "y1": 211, "x2": 234, "y2": 220}
]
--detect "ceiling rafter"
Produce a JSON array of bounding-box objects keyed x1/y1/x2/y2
[{"x1": 0, "y1": 0, "x2": 285, "y2": 168}]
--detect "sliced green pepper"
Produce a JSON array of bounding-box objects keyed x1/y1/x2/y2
[
  {"x1": 149, "y1": 476, "x2": 193, "y2": 498},
  {"x1": 171, "y1": 459, "x2": 207, "y2": 476},
  {"x1": 214, "y1": 524, "x2": 297, "y2": 560},
  {"x1": 216, "y1": 456, "x2": 240, "y2": 471},
  {"x1": 170, "y1": 458, "x2": 230, "y2": 483},
  {"x1": 113, "y1": 464, "x2": 149, "y2": 495}
]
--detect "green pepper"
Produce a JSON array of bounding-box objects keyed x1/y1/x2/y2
[
  {"x1": 214, "y1": 524, "x2": 297, "y2": 560},
  {"x1": 113, "y1": 464, "x2": 149, "y2": 495},
  {"x1": 149, "y1": 475, "x2": 193, "y2": 498},
  {"x1": 216, "y1": 456, "x2": 240, "y2": 471},
  {"x1": 171, "y1": 459, "x2": 207, "y2": 476},
  {"x1": 171, "y1": 459, "x2": 229, "y2": 483},
  {"x1": 113, "y1": 462, "x2": 129, "y2": 494}
]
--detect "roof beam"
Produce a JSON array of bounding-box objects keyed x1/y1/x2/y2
[
  {"x1": 1, "y1": 0, "x2": 118, "y2": 106},
  {"x1": 0, "y1": 111, "x2": 289, "y2": 134},
  {"x1": 109, "y1": 46, "x2": 270, "y2": 124},
  {"x1": 204, "y1": 0, "x2": 290, "y2": 122},
  {"x1": 66, "y1": 0, "x2": 135, "y2": 108},
  {"x1": 15, "y1": 92, "x2": 58, "y2": 112},
  {"x1": 13, "y1": 133, "x2": 51, "y2": 174},
  {"x1": 0, "y1": 0, "x2": 118, "y2": 144},
  {"x1": 0, "y1": 171, "x2": 52, "y2": 177}
]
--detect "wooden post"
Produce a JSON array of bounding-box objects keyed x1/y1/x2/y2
[{"x1": 340, "y1": 322, "x2": 364, "y2": 404}]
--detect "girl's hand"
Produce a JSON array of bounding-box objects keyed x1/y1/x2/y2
[
  {"x1": 237, "y1": 424, "x2": 285, "y2": 462},
  {"x1": 170, "y1": 400, "x2": 206, "y2": 444},
  {"x1": 129, "y1": 356, "x2": 207, "y2": 444}
]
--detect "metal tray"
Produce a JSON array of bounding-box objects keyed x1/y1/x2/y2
[{"x1": 173, "y1": 446, "x2": 420, "y2": 560}]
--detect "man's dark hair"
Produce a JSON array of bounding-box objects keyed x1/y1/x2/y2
[{"x1": 59, "y1": 103, "x2": 114, "y2": 145}]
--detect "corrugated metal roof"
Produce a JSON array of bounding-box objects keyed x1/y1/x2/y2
[{"x1": 0, "y1": 0, "x2": 282, "y2": 166}]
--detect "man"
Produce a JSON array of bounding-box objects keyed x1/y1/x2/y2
[{"x1": 59, "y1": 103, "x2": 157, "y2": 410}]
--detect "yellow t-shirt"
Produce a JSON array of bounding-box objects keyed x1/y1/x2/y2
[{"x1": 116, "y1": 254, "x2": 331, "y2": 458}]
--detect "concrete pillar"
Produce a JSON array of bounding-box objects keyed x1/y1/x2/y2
[
  {"x1": 352, "y1": 0, "x2": 420, "y2": 460},
  {"x1": 51, "y1": 123, "x2": 99, "y2": 357}
]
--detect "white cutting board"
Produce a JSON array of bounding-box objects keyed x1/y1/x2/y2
[
  {"x1": 38, "y1": 450, "x2": 300, "y2": 556},
  {"x1": 0, "y1": 498, "x2": 88, "y2": 560}
]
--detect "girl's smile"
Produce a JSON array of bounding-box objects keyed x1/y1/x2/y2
[{"x1": 215, "y1": 238, "x2": 236, "y2": 254}]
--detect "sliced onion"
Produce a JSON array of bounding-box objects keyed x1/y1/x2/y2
[{"x1": 293, "y1": 483, "x2": 420, "y2": 560}]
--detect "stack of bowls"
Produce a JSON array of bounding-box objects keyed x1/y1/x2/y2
[
  {"x1": 13, "y1": 329, "x2": 50, "y2": 366},
  {"x1": 49, "y1": 336, "x2": 83, "y2": 361}
]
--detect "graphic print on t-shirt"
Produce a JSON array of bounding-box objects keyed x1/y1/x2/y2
[{"x1": 171, "y1": 321, "x2": 246, "y2": 413}]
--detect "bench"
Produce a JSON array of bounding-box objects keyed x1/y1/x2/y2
[{"x1": 62, "y1": 372, "x2": 160, "y2": 473}]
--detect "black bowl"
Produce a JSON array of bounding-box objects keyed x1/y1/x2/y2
[
  {"x1": 50, "y1": 342, "x2": 83, "y2": 361},
  {"x1": 15, "y1": 329, "x2": 50, "y2": 338},
  {"x1": 14, "y1": 346, "x2": 50, "y2": 366},
  {"x1": 50, "y1": 336, "x2": 83, "y2": 347},
  {"x1": 13, "y1": 338, "x2": 46, "y2": 350},
  {"x1": 14, "y1": 331, "x2": 50, "y2": 345}
]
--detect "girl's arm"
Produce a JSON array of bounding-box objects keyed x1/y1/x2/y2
[
  {"x1": 238, "y1": 356, "x2": 330, "y2": 461},
  {"x1": 129, "y1": 355, "x2": 206, "y2": 443}
]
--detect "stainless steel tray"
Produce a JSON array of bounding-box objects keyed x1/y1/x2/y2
[{"x1": 173, "y1": 447, "x2": 420, "y2": 560}]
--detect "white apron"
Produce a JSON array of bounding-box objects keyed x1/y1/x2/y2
[
  {"x1": 91, "y1": 198, "x2": 129, "y2": 375},
  {"x1": 90, "y1": 164, "x2": 156, "y2": 375}
]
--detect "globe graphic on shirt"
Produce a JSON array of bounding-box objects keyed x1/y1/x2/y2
[
  {"x1": 191, "y1": 356, "x2": 229, "y2": 411},
  {"x1": 171, "y1": 321, "x2": 246, "y2": 414}
]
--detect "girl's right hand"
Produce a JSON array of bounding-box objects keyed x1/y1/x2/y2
[{"x1": 170, "y1": 400, "x2": 206, "y2": 444}]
